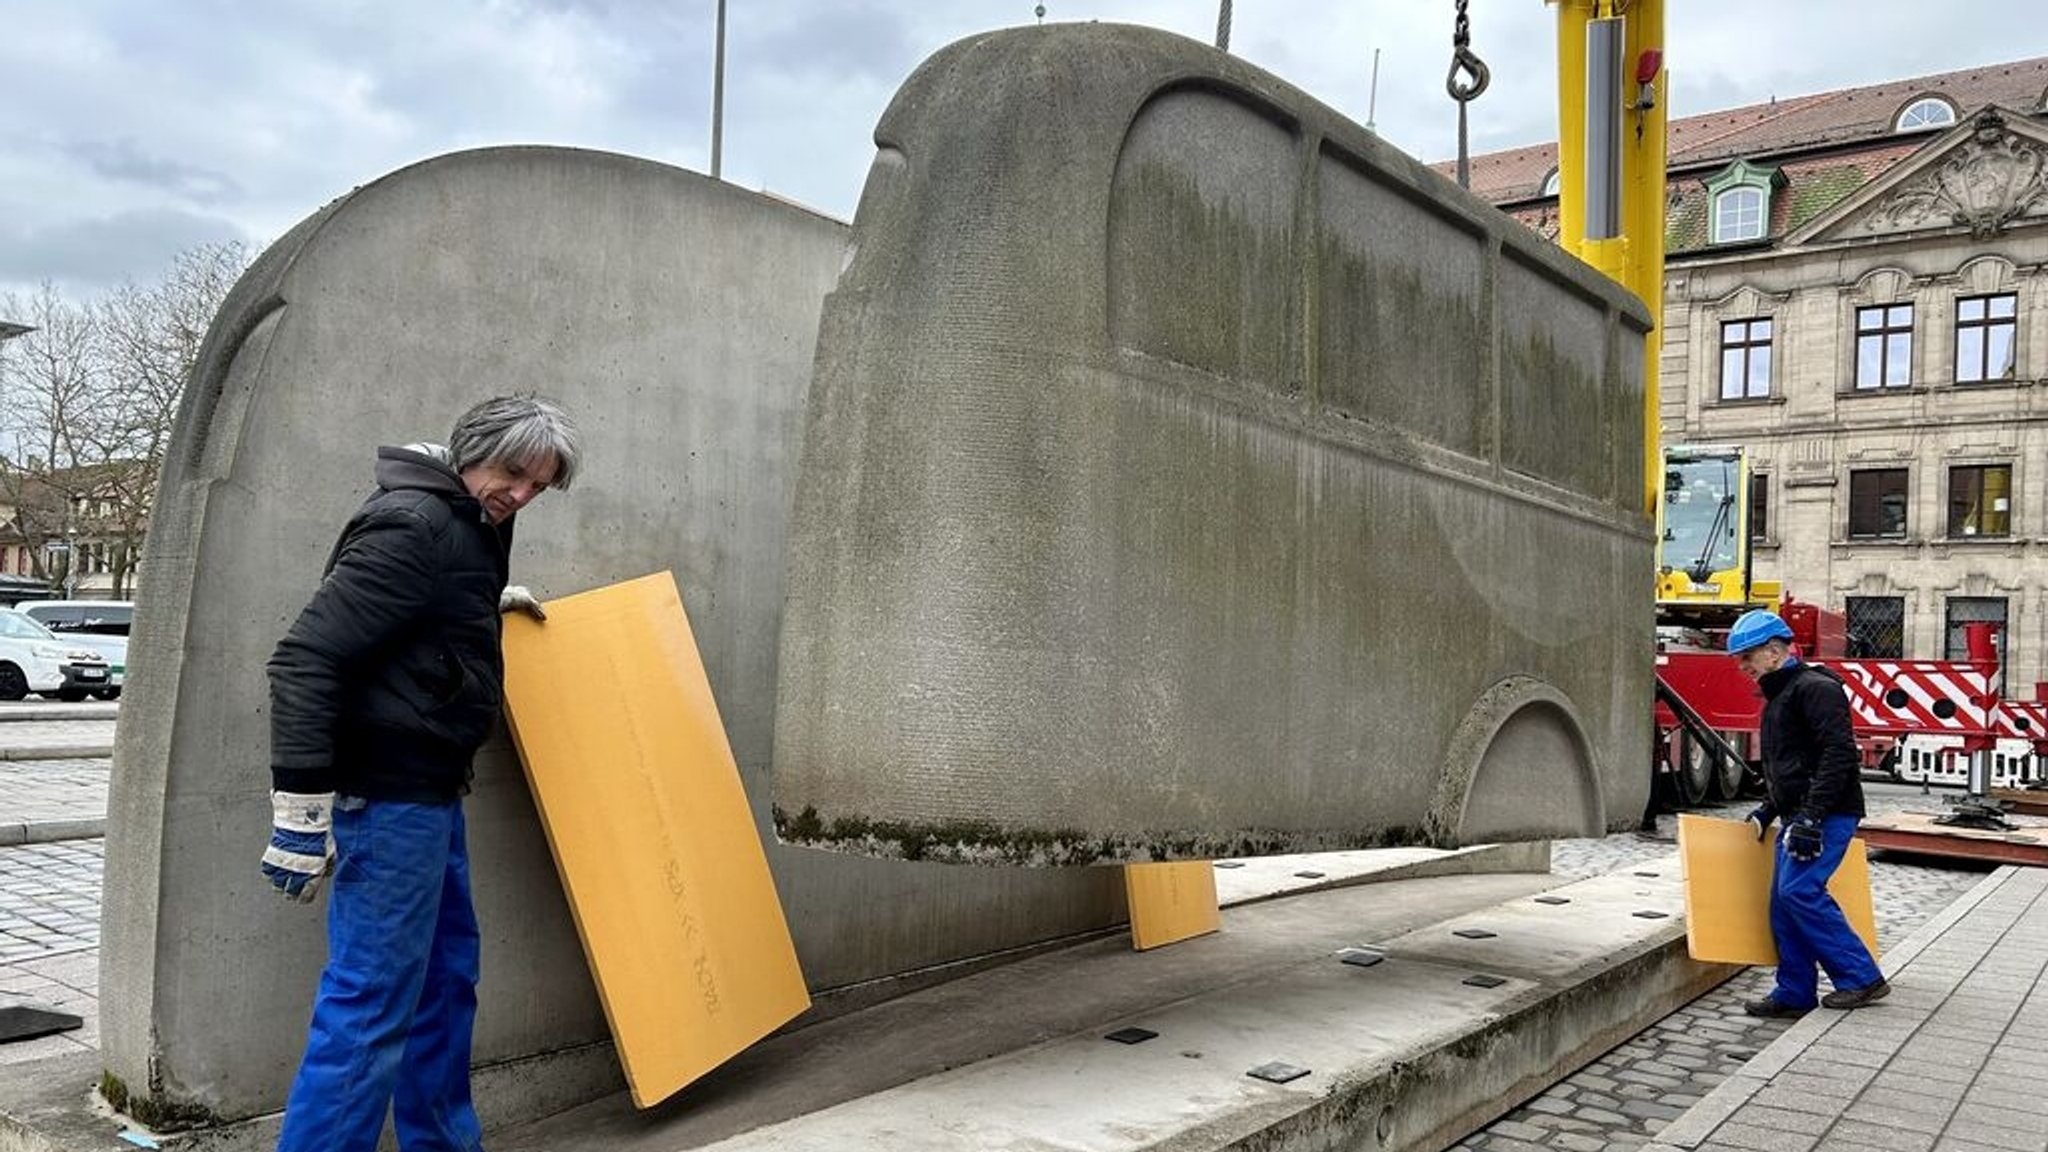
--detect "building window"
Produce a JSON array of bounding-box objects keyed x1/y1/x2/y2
[
  {"x1": 1541, "y1": 168, "x2": 1561, "y2": 197},
  {"x1": 1750, "y1": 472, "x2": 1770, "y2": 543},
  {"x1": 1895, "y1": 97, "x2": 1957, "y2": 132},
  {"x1": 1845, "y1": 596, "x2": 1905, "y2": 658},
  {"x1": 1848, "y1": 468, "x2": 1909, "y2": 539},
  {"x1": 1854, "y1": 304, "x2": 1913, "y2": 390},
  {"x1": 1713, "y1": 187, "x2": 1765, "y2": 244},
  {"x1": 1945, "y1": 596, "x2": 2008, "y2": 663},
  {"x1": 1720, "y1": 318, "x2": 1773, "y2": 400},
  {"x1": 1956, "y1": 293, "x2": 2017, "y2": 383},
  {"x1": 1948, "y1": 464, "x2": 2012, "y2": 537}
]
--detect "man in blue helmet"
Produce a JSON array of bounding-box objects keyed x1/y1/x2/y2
[{"x1": 1726, "y1": 608, "x2": 1888, "y2": 1017}]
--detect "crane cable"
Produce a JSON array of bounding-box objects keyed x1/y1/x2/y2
[{"x1": 1446, "y1": 0, "x2": 1492, "y2": 189}]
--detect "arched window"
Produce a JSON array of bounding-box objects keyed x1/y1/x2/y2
[
  {"x1": 1540, "y1": 167, "x2": 1561, "y2": 197},
  {"x1": 1895, "y1": 97, "x2": 1957, "y2": 132},
  {"x1": 1714, "y1": 186, "x2": 1765, "y2": 244}
]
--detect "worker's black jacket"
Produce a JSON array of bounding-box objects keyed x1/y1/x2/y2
[
  {"x1": 1756, "y1": 660, "x2": 1865, "y2": 822},
  {"x1": 267, "y1": 447, "x2": 512, "y2": 802}
]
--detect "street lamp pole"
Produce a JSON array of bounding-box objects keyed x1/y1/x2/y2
[{"x1": 710, "y1": 0, "x2": 727, "y2": 179}]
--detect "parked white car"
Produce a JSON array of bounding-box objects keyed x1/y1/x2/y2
[
  {"x1": 0, "y1": 609, "x2": 109, "y2": 701},
  {"x1": 14, "y1": 600, "x2": 130, "y2": 699}
]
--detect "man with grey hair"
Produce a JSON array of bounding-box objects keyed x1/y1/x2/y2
[{"x1": 263, "y1": 393, "x2": 579, "y2": 1152}]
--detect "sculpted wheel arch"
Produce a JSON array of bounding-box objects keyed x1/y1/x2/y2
[{"x1": 1428, "y1": 676, "x2": 1606, "y2": 846}]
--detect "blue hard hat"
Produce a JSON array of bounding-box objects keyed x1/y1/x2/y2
[{"x1": 1727, "y1": 609, "x2": 1795, "y2": 655}]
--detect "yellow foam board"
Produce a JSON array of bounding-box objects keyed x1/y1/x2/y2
[
  {"x1": 502, "y1": 572, "x2": 809, "y2": 1107},
  {"x1": 1677, "y1": 814, "x2": 1879, "y2": 967},
  {"x1": 1124, "y1": 861, "x2": 1221, "y2": 951}
]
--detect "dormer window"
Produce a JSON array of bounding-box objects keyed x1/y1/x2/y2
[
  {"x1": 1704, "y1": 160, "x2": 1783, "y2": 245},
  {"x1": 1540, "y1": 167, "x2": 1561, "y2": 197},
  {"x1": 1714, "y1": 187, "x2": 1765, "y2": 243},
  {"x1": 1894, "y1": 96, "x2": 1957, "y2": 132}
]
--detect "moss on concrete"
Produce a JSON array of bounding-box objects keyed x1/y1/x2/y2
[
  {"x1": 774, "y1": 805, "x2": 1435, "y2": 865},
  {"x1": 99, "y1": 1068, "x2": 222, "y2": 1133}
]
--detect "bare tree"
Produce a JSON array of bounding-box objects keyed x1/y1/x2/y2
[
  {"x1": 91, "y1": 242, "x2": 248, "y2": 595},
  {"x1": 0, "y1": 241, "x2": 248, "y2": 598},
  {"x1": 0, "y1": 282, "x2": 106, "y2": 590}
]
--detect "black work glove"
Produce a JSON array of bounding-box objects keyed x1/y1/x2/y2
[
  {"x1": 1744, "y1": 804, "x2": 1776, "y2": 842},
  {"x1": 1785, "y1": 817, "x2": 1824, "y2": 863}
]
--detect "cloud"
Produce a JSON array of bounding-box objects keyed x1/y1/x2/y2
[
  {"x1": 3, "y1": 0, "x2": 2040, "y2": 297},
  {"x1": 0, "y1": 208, "x2": 251, "y2": 295},
  {"x1": 60, "y1": 139, "x2": 243, "y2": 205}
]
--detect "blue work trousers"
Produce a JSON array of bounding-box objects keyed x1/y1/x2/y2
[
  {"x1": 277, "y1": 799, "x2": 483, "y2": 1152},
  {"x1": 1768, "y1": 813, "x2": 1883, "y2": 1009}
]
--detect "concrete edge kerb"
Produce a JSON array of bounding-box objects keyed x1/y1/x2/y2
[
  {"x1": 0, "y1": 819, "x2": 107, "y2": 847},
  {"x1": 0, "y1": 748, "x2": 114, "y2": 762},
  {"x1": 0, "y1": 707, "x2": 119, "y2": 723},
  {"x1": 1646, "y1": 864, "x2": 2019, "y2": 1152}
]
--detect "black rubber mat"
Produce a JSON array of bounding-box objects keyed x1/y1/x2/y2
[{"x1": 0, "y1": 1005, "x2": 84, "y2": 1044}]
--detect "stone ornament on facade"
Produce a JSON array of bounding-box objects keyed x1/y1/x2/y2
[{"x1": 1863, "y1": 109, "x2": 2047, "y2": 240}]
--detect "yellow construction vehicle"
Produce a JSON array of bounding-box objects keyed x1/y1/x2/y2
[{"x1": 1654, "y1": 444, "x2": 1781, "y2": 626}]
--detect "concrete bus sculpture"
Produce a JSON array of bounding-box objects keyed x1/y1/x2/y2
[
  {"x1": 99, "y1": 21, "x2": 1650, "y2": 1135},
  {"x1": 98, "y1": 148, "x2": 1123, "y2": 1128},
  {"x1": 772, "y1": 23, "x2": 1655, "y2": 862}
]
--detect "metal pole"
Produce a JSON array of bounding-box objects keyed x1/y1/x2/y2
[
  {"x1": 1366, "y1": 47, "x2": 1381, "y2": 133},
  {"x1": 711, "y1": 0, "x2": 727, "y2": 180},
  {"x1": 1583, "y1": 17, "x2": 1624, "y2": 240},
  {"x1": 1215, "y1": 0, "x2": 1231, "y2": 51}
]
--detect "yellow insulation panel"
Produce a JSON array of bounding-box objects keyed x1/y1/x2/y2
[
  {"x1": 1677, "y1": 814, "x2": 1878, "y2": 967},
  {"x1": 1124, "y1": 861, "x2": 1221, "y2": 951},
  {"x1": 502, "y1": 571, "x2": 809, "y2": 1107}
]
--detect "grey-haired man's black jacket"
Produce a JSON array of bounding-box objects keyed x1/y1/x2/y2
[{"x1": 267, "y1": 447, "x2": 512, "y2": 801}]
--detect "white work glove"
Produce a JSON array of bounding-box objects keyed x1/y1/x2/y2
[
  {"x1": 499, "y1": 585, "x2": 546, "y2": 621},
  {"x1": 261, "y1": 791, "x2": 335, "y2": 904}
]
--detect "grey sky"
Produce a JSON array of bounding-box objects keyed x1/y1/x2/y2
[{"x1": 2, "y1": 1, "x2": 2038, "y2": 300}]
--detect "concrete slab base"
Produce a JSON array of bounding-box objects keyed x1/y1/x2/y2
[{"x1": 3, "y1": 856, "x2": 1734, "y2": 1152}]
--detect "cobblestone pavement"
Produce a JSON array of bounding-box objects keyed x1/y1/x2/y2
[
  {"x1": 0, "y1": 758, "x2": 112, "y2": 828},
  {"x1": 0, "y1": 839, "x2": 103, "y2": 963},
  {"x1": 0, "y1": 838, "x2": 104, "y2": 1065},
  {"x1": 1456, "y1": 782, "x2": 1995, "y2": 1152}
]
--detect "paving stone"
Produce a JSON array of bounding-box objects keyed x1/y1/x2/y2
[
  {"x1": 1528, "y1": 1113, "x2": 1603, "y2": 1134},
  {"x1": 1959, "y1": 1087, "x2": 2039, "y2": 1116},
  {"x1": 1938, "y1": 1122, "x2": 2046, "y2": 1152},
  {"x1": 1711, "y1": 1121, "x2": 1821, "y2": 1152},
  {"x1": 1485, "y1": 1119, "x2": 1549, "y2": 1142},
  {"x1": 1846, "y1": 1095, "x2": 1954, "y2": 1135},
  {"x1": 1737, "y1": 1105, "x2": 1833, "y2": 1137},
  {"x1": 1811, "y1": 1124, "x2": 1934, "y2": 1152},
  {"x1": 1748, "y1": 1085, "x2": 1851, "y2": 1117},
  {"x1": 1950, "y1": 1104, "x2": 2046, "y2": 1141},
  {"x1": 1934, "y1": 1139, "x2": 2032, "y2": 1152},
  {"x1": 1619, "y1": 1099, "x2": 1686, "y2": 1123}
]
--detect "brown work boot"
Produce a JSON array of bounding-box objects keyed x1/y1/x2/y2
[
  {"x1": 1822, "y1": 979, "x2": 1890, "y2": 1010},
  {"x1": 1743, "y1": 996, "x2": 1810, "y2": 1019}
]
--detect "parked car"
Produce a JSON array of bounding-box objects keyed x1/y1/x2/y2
[
  {"x1": 0, "y1": 609, "x2": 110, "y2": 702},
  {"x1": 15, "y1": 599, "x2": 130, "y2": 700}
]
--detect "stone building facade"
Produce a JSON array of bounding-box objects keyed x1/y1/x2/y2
[{"x1": 1460, "y1": 57, "x2": 2048, "y2": 689}]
